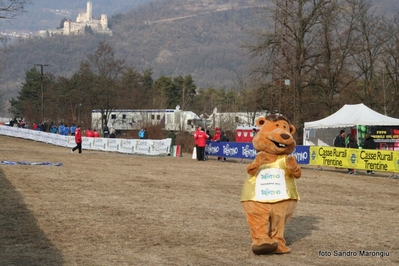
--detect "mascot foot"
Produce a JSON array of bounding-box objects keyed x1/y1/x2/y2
[
  {"x1": 274, "y1": 243, "x2": 291, "y2": 254},
  {"x1": 252, "y1": 242, "x2": 278, "y2": 255}
]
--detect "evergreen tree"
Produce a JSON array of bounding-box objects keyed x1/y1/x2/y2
[{"x1": 9, "y1": 68, "x2": 42, "y2": 122}]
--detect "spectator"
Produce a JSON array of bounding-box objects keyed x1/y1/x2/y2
[
  {"x1": 103, "y1": 125, "x2": 109, "y2": 138},
  {"x1": 193, "y1": 126, "x2": 201, "y2": 160},
  {"x1": 362, "y1": 133, "x2": 376, "y2": 174},
  {"x1": 334, "y1": 129, "x2": 346, "y2": 147},
  {"x1": 70, "y1": 124, "x2": 77, "y2": 136},
  {"x1": 346, "y1": 133, "x2": 358, "y2": 174},
  {"x1": 206, "y1": 129, "x2": 213, "y2": 140},
  {"x1": 144, "y1": 128, "x2": 148, "y2": 139},
  {"x1": 85, "y1": 128, "x2": 93, "y2": 137},
  {"x1": 168, "y1": 130, "x2": 176, "y2": 147},
  {"x1": 42, "y1": 122, "x2": 48, "y2": 132},
  {"x1": 218, "y1": 130, "x2": 229, "y2": 162},
  {"x1": 19, "y1": 118, "x2": 26, "y2": 128},
  {"x1": 109, "y1": 126, "x2": 116, "y2": 138},
  {"x1": 212, "y1": 127, "x2": 223, "y2": 161},
  {"x1": 211, "y1": 127, "x2": 221, "y2": 142},
  {"x1": 93, "y1": 128, "x2": 99, "y2": 138},
  {"x1": 109, "y1": 126, "x2": 115, "y2": 136},
  {"x1": 58, "y1": 124, "x2": 64, "y2": 135},
  {"x1": 63, "y1": 124, "x2": 70, "y2": 136},
  {"x1": 138, "y1": 128, "x2": 145, "y2": 139},
  {"x1": 205, "y1": 129, "x2": 212, "y2": 160},
  {"x1": 71, "y1": 125, "x2": 82, "y2": 154},
  {"x1": 50, "y1": 124, "x2": 58, "y2": 133},
  {"x1": 33, "y1": 122, "x2": 38, "y2": 130},
  {"x1": 194, "y1": 127, "x2": 208, "y2": 161}
]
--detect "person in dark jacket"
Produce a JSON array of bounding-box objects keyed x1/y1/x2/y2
[
  {"x1": 206, "y1": 130, "x2": 213, "y2": 140},
  {"x1": 204, "y1": 130, "x2": 212, "y2": 160},
  {"x1": 362, "y1": 133, "x2": 376, "y2": 174},
  {"x1": 103, "y1": 125, "x2": 109, "y2": 138},
  {"x1": 346, "y1": 134, "x2": 358, "y2": 174},
  {"x1": 334, "y1": 130, "x2": 346, "y2": 147},
  {"x1": 217, "y1": 130, "x2": 229, "y2": 162}
]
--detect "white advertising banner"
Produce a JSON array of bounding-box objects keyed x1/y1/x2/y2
[
  {"x1": 108, "y1": 138, "x2": 122, "y2": 152},
  {"x1": 0, "y1": 125, "x2": 171, "y2": 156}
]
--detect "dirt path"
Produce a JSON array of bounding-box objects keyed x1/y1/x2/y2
[{"x1": 0, "y1": 135, "x2": 398, "y2": 265}]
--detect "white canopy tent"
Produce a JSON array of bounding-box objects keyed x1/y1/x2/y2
[{"x1": 303, "y1": 103, "x2": 399, "y2": 146}]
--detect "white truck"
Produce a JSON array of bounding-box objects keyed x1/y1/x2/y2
[
  {"x1": 92, "y1": 108, "x2": 203, "y2": 133},
  {"x1": 204, "y1": 111, "x2": 267, "y2": 129}
]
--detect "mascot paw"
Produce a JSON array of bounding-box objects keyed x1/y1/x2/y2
[
  {"x1": 251, "y1": 242, "x2": 278, "y2": 255},
  {"x1": 274, "y1": 243, "x2": 291, "y2": 254},
  {"x1": 285, "y1": 156, "x2": 298, "y2": 171}
]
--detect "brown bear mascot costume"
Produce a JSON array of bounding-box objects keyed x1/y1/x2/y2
[{"x1": 241, "y1": 114, "x2": 301, "y2": 255}]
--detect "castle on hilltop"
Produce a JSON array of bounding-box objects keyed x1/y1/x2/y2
[{"x1": 40, "y1": 1, "x2": 112, "y2": 37}]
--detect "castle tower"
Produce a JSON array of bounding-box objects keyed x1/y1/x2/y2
[
  {"x1": 87, "y1": 1, "x2": 92, "y2": 21},
  {"x1": 101, "y1": 14, "x2": 108, "y2": 30},
  {"x1": 63, "y1": 20, "x2": 71, "y2": 35}
]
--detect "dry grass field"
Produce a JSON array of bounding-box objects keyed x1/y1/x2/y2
[{"x1": 0, "y1": 135, "x2": 398, "y2": 266}]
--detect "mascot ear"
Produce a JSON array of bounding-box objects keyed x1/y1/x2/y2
[
  {"x1": 290, "y1": 124, "x2": 296, "y2": 135},
  {"x1": 256, "y1": 117, "x2": 266, "y2": 127}
]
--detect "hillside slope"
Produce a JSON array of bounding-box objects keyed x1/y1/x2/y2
[
  {"x1": 0, "y1": 0, "x2": 398, "y2": 116},
  {"x1": 1, "y1": 0, "x2": 266, "y2": 97},
  {"x1": 1, "y1": 0, "x2": 152, "y2": 33}
]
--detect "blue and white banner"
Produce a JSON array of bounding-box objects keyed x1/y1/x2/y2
[
  {"x1": 292, "y1": 145, "x2": 310, "y2": 164},
  {"x1": 206, "y1": 141, "x2": 310, "y2": 164},
  {"x1": 205, "y1": 141, "x2": 257, "y2": 159}
]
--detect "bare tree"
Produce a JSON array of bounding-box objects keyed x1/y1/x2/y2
[
  {"x1": 378, "y1": 14, "x2": 399, "y2": 117},
  {"x1": 247, "y1": 0, "x2": 333, "y2": 132},
  {"x1": 85, "y1": 42, "x2": 126, "y2": 129},
  {"x1": 1, "y1": 0, "x2": 32, "y2": 111},
  {"x1": 0, "y1": 0, "x2": 30, "y2": 20},
  {"x1": 348, "y1": 0, "x2": 386, "y2": 110},
  {"x1": 307, "y1": 0, "x2": 360, "y2": 117}
]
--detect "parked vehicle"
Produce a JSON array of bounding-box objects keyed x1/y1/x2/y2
[{"x1": 92, "y1": 108, "x2": 204, "y2": 133}]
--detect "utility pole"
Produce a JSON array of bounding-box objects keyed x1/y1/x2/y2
[
  {"x1": 273, "y1": 0, "x2": 294, "y2": 116},
  {"x1": 34, "y1": 64, "x2": 50, "y2": 122}
]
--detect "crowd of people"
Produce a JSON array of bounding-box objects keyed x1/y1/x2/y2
[
  {"x1": 334, "y1": 129, "x2": 376, "y2": 175},
  {"x1": 193, "y1": 126, "x2": 229, "y2": 162},
  {"x1": 6, "y1": 118, "x2": 118, "y2": 138},
  {"x1": 7, "y1": 118, "x2": 27, "y2": 128}
]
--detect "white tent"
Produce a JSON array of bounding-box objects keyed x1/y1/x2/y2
[{"x1": 303, "y1": 103, "x2": 399, "y2": 146}]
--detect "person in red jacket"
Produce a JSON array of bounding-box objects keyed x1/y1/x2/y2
[
  {"x1": 85, "y1": 128, "x2": 93, "y2": 137},
  {"x1": 211, "y1": 127, "x2": 221, "y2": 142},
  {"x1": 71, "y1": 125, "x2": 82, "y2": 153},
  {"x1": 212, "y1": 127, "x2": 223, "y2": 161},
  {"x1": 194, "y1": 127, "x2": 209, "y2": 161},
  {"x1": 193, "y1": 126, "x2": 201, "y2": 159},
  {"x1": 93, "y1": 128, "x2": 99, "y2": 138}
]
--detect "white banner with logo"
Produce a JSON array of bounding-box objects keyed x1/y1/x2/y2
[{"x1": 0, "y1": 125, "x2": 171, "y2": 156}]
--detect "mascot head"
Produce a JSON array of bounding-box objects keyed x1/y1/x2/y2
[{"x1": 252, "y1": 114, "x2": 296, "y2": 155}]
